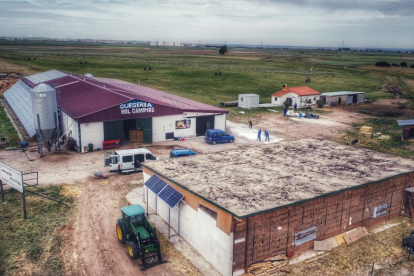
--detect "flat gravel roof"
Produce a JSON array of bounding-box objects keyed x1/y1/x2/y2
[{"x1": 145, "y1": 139, "x2": 414, "y2": 218}]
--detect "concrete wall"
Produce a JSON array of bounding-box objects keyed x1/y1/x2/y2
[
  {"x1": 143, "y1": 172, "x2": 234, "y2": 276},
  {"x1": 61, "y1": 111, "x2": 79, "y2": 148},
  {"x1": 80, "y1": 122, "x2": 104, "y2": 150}
]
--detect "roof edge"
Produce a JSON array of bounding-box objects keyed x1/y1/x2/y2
[{"x1": 143, "y1": 166, "x2": 414, "y2": 219}]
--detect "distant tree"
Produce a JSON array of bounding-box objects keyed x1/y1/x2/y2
[
  {"x1": 219, "y1": 45, "x2": 228, "y2": 55},
  {"x1": 410, "y1": 64, "x2": 414, "y2": 68},
  {"x1": 401, "y1": 61, "x2": 408, "y2": 67},
  {"x1": 375, "y1": 61, "x2": 391, "y2": 67}
]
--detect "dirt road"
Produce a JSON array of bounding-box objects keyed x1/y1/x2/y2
[{"x1": 61, "y1": 174, "x2": 200, "y2": 276}]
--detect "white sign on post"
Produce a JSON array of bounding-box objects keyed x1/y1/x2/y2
[{"x1": 0, "y1": 162, "x2": 23, "y2": 193}]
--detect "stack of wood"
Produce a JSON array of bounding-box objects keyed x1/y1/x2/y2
[
  {"x1": 359, "y1": 126, "x2": 373, "y2": 135},
  {"x1": 129, "y1": 130, "x2": 143, "y2": 142},
  {"x1": 247, "y1": 255, "x2": 288, "y2": 276}
]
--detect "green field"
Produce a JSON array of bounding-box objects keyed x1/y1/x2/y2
[
  {"x1": 0, "y1": 42, "x2": 413, "y2": 157},
  {"x1": 1, "y1": 42, "x2": 413, "y2": 106},
  {"x1": 0, "y1": 186, "x2": 73, "y2": 276}
]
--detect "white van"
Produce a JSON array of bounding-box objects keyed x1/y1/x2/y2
[{"x1": 104, "y1": 148, "x2": 157, "y2": 174}]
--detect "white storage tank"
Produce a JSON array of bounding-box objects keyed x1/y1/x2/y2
[
  {"x1": 238, "y1": 94, "x2": 260, "y2": 109},
  {"x1": 31, "y1": 83, "x2": 58, "y2": 141}
]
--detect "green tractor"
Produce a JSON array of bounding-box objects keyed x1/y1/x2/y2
[{"x1": 116, "y1": 204, "x2": 165, "y2": 270}]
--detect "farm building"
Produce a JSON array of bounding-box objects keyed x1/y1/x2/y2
[
  {"x1": 271, "y1": 85, "x2": 320, "y2": 108},
  {"x1": 3, "y1": 70, "x2": 227, "y2": 150},
  {"x1": 142, "y1": 140, "x2": 414, "y2": 276},
  {"x1": 398, "y1": 119, "x2": 414, "y2": 141},
  {"x1": 238, "y1": 94, "x2": 259, "y2": 109},
  {"x1": 321, "y1": 91, "x2": 366, "y2": 106}
]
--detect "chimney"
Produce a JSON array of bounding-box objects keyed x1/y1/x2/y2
[{"x1": 283, "y1": 84, "x2": 288, "y2": 91}]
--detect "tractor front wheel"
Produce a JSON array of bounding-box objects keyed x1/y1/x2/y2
[
  {"x1": 127, "y1": 241, "x2": 139, "y2": 259},
  {"x1": 116, "y1": 221, "x2": 126, "y2": 244}
]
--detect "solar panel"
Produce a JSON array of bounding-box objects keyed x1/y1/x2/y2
[
  {"x1": 158, "y1": 185, "x2": 184, "y2": 208},
  {"x1": 144, "y1": 174, "x2": 167, "y2": 195}
]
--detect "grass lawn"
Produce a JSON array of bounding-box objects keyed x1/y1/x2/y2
[
  {"x1": 0, "y1": 186, "x2": 73, "y2": 276},
  {"x1": 0, "y1": 100, "x2": 20, "y2": 147}
]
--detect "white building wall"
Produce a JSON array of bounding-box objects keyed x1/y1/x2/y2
[
  {"x1": 143, "y1": 172, "x2": 234, "y2": 276},
  {"x1": 152, "y1": 113, "x2": 227, "y2": 142},
  {"x1": 215, "y1": 114, "x2": 226, "y2": 131},
  {"x1": 152, "y1": 115, "x2": 196, "y2": 142},
  {"x1": 238, "y1": 94, "x2": 259, "y2": 109},
  {"x1": 271, "y1": 92, "x2": 320, "y2": 107},
  {"x1": 61, "y1": 111, "x2": 79, "y2": 148},
  {"x1": 80, "y1": 122, "x2": 104, "y2": 150}
]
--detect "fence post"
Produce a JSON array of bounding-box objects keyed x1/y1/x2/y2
[{"x1": 0, "y1": 180, "x2": 4, "y2": 202}]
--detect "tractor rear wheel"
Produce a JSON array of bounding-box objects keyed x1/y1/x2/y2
[
  {"x1": 116, "y1": 221, "x2": 126, "y2": 243},
  {"x1": 127, "y1": 241, "x2": 139, "y2": 259}
]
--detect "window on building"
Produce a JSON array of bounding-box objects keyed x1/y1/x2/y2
[
  {"x1": 241, "y1": 97, "x2": 244, "y2": 102},
  {"x1": 122, "y1": 155, "x2": 133, "y2": 163},
  {"x1": 274, "y1": 97, "x2": 278, "y2": 101},
  {"x1": 199, "y1": 204, "x2": 217, "y2": 220}
]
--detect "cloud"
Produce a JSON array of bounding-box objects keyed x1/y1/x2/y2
[{"x1": 0, "y1": 0, "x2": 413, "y2": 48}]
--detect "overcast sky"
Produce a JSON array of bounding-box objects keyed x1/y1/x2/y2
[{"x1": 0, "y1": 0, "x2": 413, "y2": 48}]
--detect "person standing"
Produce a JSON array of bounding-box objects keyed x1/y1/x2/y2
[
  {"x1": 294, "y1": 102, "x2": 297, "y2": 111},
  {"x1": 265, "y1": 130, "x2": 270, "y2": 142},
  {"x1": 248, "y1": 120, "x2": 252, "y2": 129},
  {"x1": 257, "y1": 129, "x2": 261, "y2": 141}
]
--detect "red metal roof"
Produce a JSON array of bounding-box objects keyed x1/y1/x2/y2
[
  {"x1": 272, "y1": 86, "x2": 321, "y2": 97},
  {"x1": 40, "y1": 73, "x2": 227, "y2": 122},
  {"x1": 95, "y1": 77, "x2": 228, "y2": 114}
]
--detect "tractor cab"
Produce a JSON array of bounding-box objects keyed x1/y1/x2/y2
[{"x1": 116, "y1": 204, "x2": 165, "y2": 270}]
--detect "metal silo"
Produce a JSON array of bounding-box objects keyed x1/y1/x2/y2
[{"x1": 31, "y1": 83, "x2": 58, "y2": 141}]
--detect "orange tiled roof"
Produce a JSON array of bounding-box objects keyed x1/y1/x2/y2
[{"x1": 272, "y1": 86, "x2": 321, "y2": 97}]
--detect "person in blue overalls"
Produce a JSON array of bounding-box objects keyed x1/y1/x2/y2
[
  {"x1": 264, "y1": 130, "x2": 270, "y2": 142},
  {"x1": 257, "y1": 129, "x2": 262, "y2": 141}
]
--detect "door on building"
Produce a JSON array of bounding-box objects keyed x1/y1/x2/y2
[
  {"x1": 338, "y1": 97, "x2": 342, "y2": 105},
  {"x1": 403, "y1": 188, "x2": 414, "y2": 219},
  {"x1": 409, "y1": 128, "x2": 414, "y2": 139},
  {"x1": 196, "y1": 115, "x2": 215, "y2": 136},
  {"x1": 287, "y1": 97, "x2": 292, "y2": 106},
  {"x1": 104, "y1": 120, "x2": 124, "y2": 145},
  {"x1": 123, "y1": 119, "x2": 136, "y2": 141}
]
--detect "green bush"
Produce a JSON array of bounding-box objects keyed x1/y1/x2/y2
[{"x1": 316, "y1": 99, "x2": 324, "y2": 108}]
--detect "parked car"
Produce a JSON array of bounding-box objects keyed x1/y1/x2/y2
[
  {"x1": 204, "y1": 129, "x2": 235, "y2": 145},
  {"x1": 169, "y1": 148, "x2": 198, "y2": 158},
  {"x1": 104, "y1": 148, "x2": 157, "y2": 174}
]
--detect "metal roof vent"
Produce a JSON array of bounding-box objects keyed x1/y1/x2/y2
[{"x1": 85, "y1": 72, "x2": 94, "y2": 78}]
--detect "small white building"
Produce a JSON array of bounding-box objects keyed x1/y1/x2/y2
[
  {"x1": 238, "y1": 94, "x2": 259, "y2": 109},
  {"x1": 271, "y1": 85, "x2": 321, "y2": 108}
]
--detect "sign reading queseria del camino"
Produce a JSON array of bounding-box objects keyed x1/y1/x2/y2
[{"x1": 120, "y1": 100, "x2": 155, "y2": 115}]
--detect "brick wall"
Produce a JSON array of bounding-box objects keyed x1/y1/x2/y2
[{"x1": 232, "y1": 172, "x2": 414, "y2": 272}]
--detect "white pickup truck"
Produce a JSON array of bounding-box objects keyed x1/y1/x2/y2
[{"x1": 104, "y1": 148, "x2": 157, "y2": 174}]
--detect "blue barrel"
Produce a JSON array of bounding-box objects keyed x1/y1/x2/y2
[{"x1": 20, "y1": 141, "x2": 29, "y2": 147}]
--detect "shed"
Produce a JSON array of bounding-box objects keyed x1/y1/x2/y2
[
  {"x1": 238, "y1": 94, "x2": 259, "y2": 109},
  {"x1": 143, "y1": 140, "x2": 414, "y2": 276},
  {"x1": 321, "y1": 91, "x2": 366, "y2": 106},
  {"x1": 398, "y1": 119, "x2": 414, "y2": 141}
]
